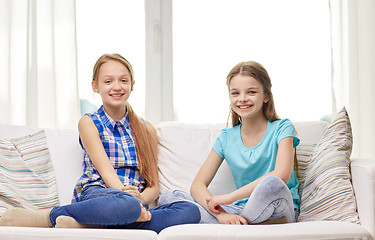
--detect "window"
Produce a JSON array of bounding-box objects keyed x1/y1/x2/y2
[
  {"x1": 173, "y1": 0, "x2": 331, "y2": 123},
  {"x1": 76, "y1": 0, "x2": 332, "y2": 124},
  {"x1": 76, "y1": 0, "x2": 145, "y2": 116}
]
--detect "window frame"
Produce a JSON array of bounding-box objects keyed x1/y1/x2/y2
[{"x1": 144, "y1": 0, "x2": 174, "y2": 125}]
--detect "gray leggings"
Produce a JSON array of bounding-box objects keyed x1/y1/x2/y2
[{"x1": 158, "y1": 175, "x2": 299, "y2": 224}]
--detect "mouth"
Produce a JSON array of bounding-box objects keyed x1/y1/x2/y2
[
  {"x1": 110, "y1": 93, "x2": 125, "y2": 99},
  {"x1": 237, "y1": 105, "x2": 252, "y2": 110}
]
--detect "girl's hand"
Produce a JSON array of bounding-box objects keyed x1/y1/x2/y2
[
  {"x1": 216, "y1": 211, "x2": 248, "y2": 225},
  {"x1": 122, "y1": 185, "x2": 143, "y2": 202},
  {"x1": 206, "y1": 194, "x2": 233, "y2": 213}
]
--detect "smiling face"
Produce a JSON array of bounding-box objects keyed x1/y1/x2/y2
[
  {"x1": 92, "y1": 60, "x2": 132, "y2": 112},
  {"x1": 229, "y1": 74, "x2": 269, "y2": 121}
]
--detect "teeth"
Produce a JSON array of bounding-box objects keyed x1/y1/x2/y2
[{"x1": 238, "y1": 106, "x2": 249, "y2": 109}]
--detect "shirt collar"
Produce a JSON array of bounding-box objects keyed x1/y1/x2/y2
[{"x1": 98, "y1": 105, "x2": 130, "y2": 132}]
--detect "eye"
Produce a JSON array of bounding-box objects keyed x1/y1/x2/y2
[
  {"x1": 230, "y1": 91, "x2": 239, "y2": 96},
  {"x1": 248, "y1": 90, "x2": 256, "y2": 94},
  {"x1": 122, "y1": 79, "x2": 129, "y2": 83}
]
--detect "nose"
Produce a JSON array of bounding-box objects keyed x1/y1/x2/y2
[
  {"x1": 113, "y1": 80, "x2": 121, "y2": 90},
  {"x1": 239, "y1": 93, "x2": 247, "y2": 102}
]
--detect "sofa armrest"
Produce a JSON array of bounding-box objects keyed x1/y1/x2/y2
[{"x1": 351, "y1": 158, "x2": 375, "y2": 239}]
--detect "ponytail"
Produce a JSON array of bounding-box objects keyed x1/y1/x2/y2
[{"x1": 126, "y1": 103, "x2": 158, "y2": 187}]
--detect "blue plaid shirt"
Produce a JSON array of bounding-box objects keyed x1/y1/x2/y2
[{"x1": 72, "y1": 105, "x2": 145, "y2": 203}]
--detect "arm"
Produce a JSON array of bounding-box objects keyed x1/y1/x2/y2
[
  {"x1": 208, "y1": 137, "x2": 295, "y2": 208},
  {"x1": 78, "y1": 115, "x2": 124, "y2": 190},
  {"x1": 139, "y1": 185, "x2": 159, "y2": 205},
  {"x1": 190, "y1": 149, "x2": 223, "y2": 211},
  {"x1": 190, "y1": 149, "x2": 247, "y2": 224}
]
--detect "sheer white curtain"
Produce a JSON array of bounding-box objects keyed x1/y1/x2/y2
[
  {"x1": 330, "y1": 0, "x2": 375, "y2": 159},
  {"x1": 0, "y1": 0, "x2": 79, "y2": 129},
  {"x1": 329, "y1": 0, "x2": 351, "y2": 114}
]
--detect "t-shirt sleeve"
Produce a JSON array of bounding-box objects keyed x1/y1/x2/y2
[
  {"x1": 212, "y1": 129, "x2": 228, "y2": 159},
  {"x1": 276, "y1": 119, "x2": 300, "y2": 148}
]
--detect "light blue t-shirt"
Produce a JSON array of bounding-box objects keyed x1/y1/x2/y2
[{"x1": 213, "y1": 119, "x2": 300, "y2": 209}]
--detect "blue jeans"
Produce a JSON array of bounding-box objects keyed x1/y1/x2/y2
[
  {"x1": 49, "y1": 186, "x2": 200, "y2": 233},
  {"x1": 159, "y1": 175, "x2": 298, "y2": 224}
]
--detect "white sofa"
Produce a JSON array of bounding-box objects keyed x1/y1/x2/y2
[{"x1": 0, "y1": 121, "x2": 374, "y2": 240}]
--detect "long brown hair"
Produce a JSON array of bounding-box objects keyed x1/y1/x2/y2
[
  {"x1": 226, "y1": 61, "x2": 298, "y2": 174},
  {"x1": 92, "y1": 53, "x2": 158, "y2": 187},
  {"x1": 226, "y1": 61, "x2": 280, "y2": 127}
]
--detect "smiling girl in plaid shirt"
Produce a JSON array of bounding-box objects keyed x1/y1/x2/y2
[{"x1": 0, "y1": 53, "x2": 200, "y2": 233}]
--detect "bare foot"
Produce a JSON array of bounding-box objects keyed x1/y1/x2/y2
[
  {"x1": 55, "y1": 216, "x2": 99, "y2": 228},
  {"x1": 0, "y1": 208, "x2": 51, "y2": 227},
  {"x1": 136, "y1": 206, "x2": 152, "y2": 222}
]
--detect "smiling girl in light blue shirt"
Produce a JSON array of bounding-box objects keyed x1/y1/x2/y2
[{"x1": 159, "y1": 60, "x2": 300, "y2": 225}]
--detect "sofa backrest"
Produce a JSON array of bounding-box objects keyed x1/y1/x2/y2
[
  {"x1": 156, "y1": 121, "x2": 329, "y2": 196},
  {"x1": 0, "y1": 120, "x2": 329, "y2": 207},
  {"x1": 43, "y1": 128, "x2": 83, "y2": 205}
]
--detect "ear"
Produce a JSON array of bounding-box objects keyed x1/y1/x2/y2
[
  {"x1": 264, "y1": 94, "x2": 270, "y2": 104},
  {"x1": 92, "y1": 81, "x2": 99, "y2": 93}
]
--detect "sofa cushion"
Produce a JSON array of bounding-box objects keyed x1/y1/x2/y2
[
  {"x1": 158, "y1": 222, "x2": 370, "y2": 240},
  {"x1": 298, "y1": 107, "x2": 360, "y2": 223},
  {"x1": 0, "y1": 131, "x2": 59, "y2": 216},
  {"x1": 0, "y1": 227, "x2": 157, "y2": 240}
]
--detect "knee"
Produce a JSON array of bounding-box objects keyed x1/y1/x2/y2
[
  {"x1": 112, "y1": 192, "x2": 142, "y2": 215},
  {"x1": 173, "y1": 201, "x2": 201, "y2": 224},
  {"x1": 262, "y1": 175, "x2": 285, "y2": 186},
  {"x1": 117, "y1": 192, "x2": 141, "y2": 207},
  {"x1": 183, "y1": 202, "x2": 201, "y2": 223},
  {"x1": 256, "y1": 175, "x2": 287, "y2": 196}
]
